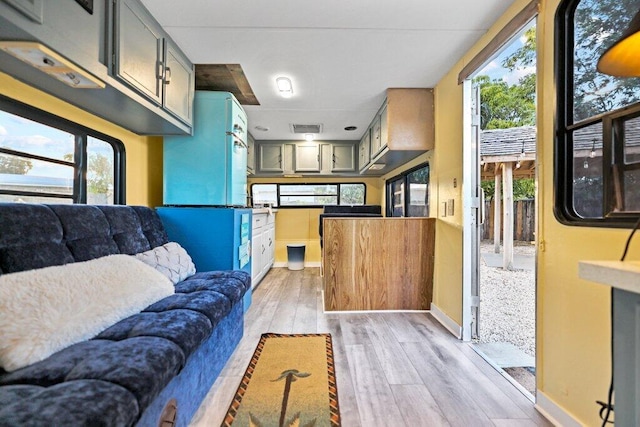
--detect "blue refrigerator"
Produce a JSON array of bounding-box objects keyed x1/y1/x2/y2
[
  {"x1": 156, "y1": 207, "x2": 253, "y2": 310},
  {"x1": 163, "y1": 91, "x2": 248, "y2": 206}
]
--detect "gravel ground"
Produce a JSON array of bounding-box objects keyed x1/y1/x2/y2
[{"x1": 478, "y1": 241, "x2": 536, "y2": 358}]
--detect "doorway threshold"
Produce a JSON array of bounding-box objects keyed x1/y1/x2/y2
[{"x1": 470, "y1": 342, "x2": 535, "y2": 402}]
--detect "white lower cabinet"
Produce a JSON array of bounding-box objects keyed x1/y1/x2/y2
[{"x1": 251, "y1": 211, "x2": 276, "y2": 288}]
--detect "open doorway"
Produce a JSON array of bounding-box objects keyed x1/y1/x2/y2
[{"x1": 463, "y1": 18, "x2": 537, "y2": 398}]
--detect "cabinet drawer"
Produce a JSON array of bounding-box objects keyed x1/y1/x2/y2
[
  {"x1": 266, "y1": 214, "x2": 275, "y2": 225},
  {"x1": 253, "y1": 213, "x2": 266, "y2": 229}
]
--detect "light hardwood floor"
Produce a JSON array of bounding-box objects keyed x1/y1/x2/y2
[{"x1": 190, "y1": 268, "x2": 551, "y2": 427}]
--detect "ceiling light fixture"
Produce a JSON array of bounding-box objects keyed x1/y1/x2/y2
[
  {"x1": 0, "y1": 41, "x2": 105, "y2": 89},
  {"x1": 597, "y1": 9, "x2": 640, "y2": 76},
  {"x1": 304, "y1": 133, "x2": 314, "y2": 142},
  {"x1": 276, "y1": 76, "x2": 293, "y2": 98},
  {"x1": 590, "y1": 139, "x2": 597, "y2": 158},
  {"x1": 344, "y1": 126, "x2": 357, "y2": 131}
]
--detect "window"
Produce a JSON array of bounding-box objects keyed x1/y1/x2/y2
[
  {"x1": 556, "y1": 0, "x2": 640, "y2": 226},
  {"x1": 386, "y1": 163, "x2": 430, "y2": 217},
  {"x1": 0, "y1": 95, "x2": 125, "y2": 204},
  {"x1": 251, "y1": 182, "x2": 366, "y2": 207}
]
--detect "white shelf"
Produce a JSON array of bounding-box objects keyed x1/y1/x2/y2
[{"x1": 578, "y1": 260, "x2": 640, "y2": 294}]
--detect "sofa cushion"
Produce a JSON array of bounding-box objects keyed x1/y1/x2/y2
[
  {"x1": 144, "y1": 291, "x2": 231, "y2": 327},
  {"x1": 97, "y1": 206, "x2": 151, "y2": 254},
  {"x1": 0, "y1": 380, "x2": 140, "y2": 427},
  {"x1": 0, "y1": 255, "x2": 174, "y2": 371},
  {"x1": 135, "y1": 242, "x2": 196, "y2": 284},
  {"x1": 96, "y1": 310, "x2": 212, "y2": 357},
  {"x1": 48, "y1": 205, "x2": 120, "y2": 261}
]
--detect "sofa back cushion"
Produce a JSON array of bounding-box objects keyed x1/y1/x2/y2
[{"x1": 0, "y1": 204, "x2": 169, "y2": 275}]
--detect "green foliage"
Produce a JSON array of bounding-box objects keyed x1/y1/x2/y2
[
  {"x1": 87, "y1": 153, "x2": 113, "y2": 195},
  {"x1": 482, "y1": 178, "x2": 535, "y2": 201},
  {"x1": 502, "y1": 27, "x2": 536, "y2": 71},
  {"x1": 340, "y1": 184, "x2": 365, "y2": 205},
  {"x1": 572, "y1": 0, "x2": 640, "y2": 121},
  {"x1": 0, "y1": 155, "x2": 33, "y2": 174},
  {"x1": 474, "y1": 75, "x2": 536, "y2": 130}
]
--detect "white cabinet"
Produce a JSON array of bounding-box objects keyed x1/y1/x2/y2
[
  {"x1": 251, "y1": 211, "x2": 276, "y2": 288},
  {"x1": 295, "y1": 144, "x2": 321, "y2": 172}
]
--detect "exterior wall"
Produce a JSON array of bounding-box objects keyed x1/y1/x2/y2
[
  {"x1": 382, "y1": 0, "x2": 622, "y2": 424},
  {"x1": 0, "y1": 71, "x2": 163, "y2": 207},
  {"x1": 536, "y1": 0, "x2": 625, "y2": 424},
  {"x1": 248, "y1": 176, "x2": 383, "y2": 264}
]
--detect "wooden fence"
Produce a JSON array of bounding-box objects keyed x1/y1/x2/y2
[{"x1": 481, "y1": 199, "x2": 535, "y2": 242}]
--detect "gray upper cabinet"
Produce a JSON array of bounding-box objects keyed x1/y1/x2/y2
[
  {"x1": 247, "y1": 133, "x2": 256, "y2": 174},
  {"x1": 295, "y1": 144, "x2": 321, "y2": 172},
  {"x1": 331, "y1": 144, "x2": 356, "y2": 172},
  {"x1": 164, "y1": 39, "x2": 194, "y2": 123},
  {"x1": 255, "y1": 141, "x2": 357, "y2": 176},
  {"x1": 358, "y1": 130, "x2": 371, "y2": 172},
  {"x1": 259, "y1": 144, "x2": 284, "y2": 173},
  {"x1": 114, "y1": 0, "x2": 194, "y2": 125},
  {"x1": 2, "y1": 0, "x2": 43, "y2": 23},
  {"x1": 370, "y1": 114, "x2": 383, "y2": 157},
  {"x1": 116, "y1": 0, "x2": 163, "y2": 104}
]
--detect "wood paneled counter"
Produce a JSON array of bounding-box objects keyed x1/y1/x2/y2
[{"x1": 322, "y1": 217, "x2": 435, "y2": 311}]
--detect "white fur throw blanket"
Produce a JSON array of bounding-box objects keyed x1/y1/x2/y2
[{"x1": 0, "y1": 255, "x2": 174, "y2": 372}]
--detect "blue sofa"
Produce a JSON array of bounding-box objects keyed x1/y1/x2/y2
[{"x1": 0, "y1": 204, "x2": 250, "y2": 426}]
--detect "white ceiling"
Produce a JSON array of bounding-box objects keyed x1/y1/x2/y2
[{"x1": 141, "y1": 0, "x2": 516, "y2": 141}]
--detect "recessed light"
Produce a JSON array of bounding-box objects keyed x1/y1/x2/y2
[
  {"x1": 304, "y1": 134, "x2": 314, "y2": 142},
  {"x1": 344, "y1": 126, "x2": 357, "y2": 131},
  {"x1": 368, "y1": 163, "x2": 386, "y2": 171},
  {"x1": 254, "y1": 125, "x2": 269, "y2": 132},
  {"x1": 276, "y1": 77, "x2": 293, "y2": 98}
]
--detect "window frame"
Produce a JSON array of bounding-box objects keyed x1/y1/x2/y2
[
  {"x1": 250, "y1": 182, "x2": 367, "y2": 208},
  {"x1": 555, "y1": 0, "x2": 640, "y2": 227},
  {"x1": 385, "y1": 162, "x2": 430, "y2": 217},
  {"x1": 0, "y1": 94, "x2": 126, "y2": 204}
]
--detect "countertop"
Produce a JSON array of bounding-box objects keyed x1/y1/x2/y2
[
  {"x1": 578, "y1": 260, "x2": 640, "y2": 294},
  {"x1": 252, "y1": 208, "x2": 277, "y2": 214}
]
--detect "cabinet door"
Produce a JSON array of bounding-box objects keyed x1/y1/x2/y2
[
  {"x1": 332, "y1": 144, "x2": 356, "y2": 172},
  {"x1": 266, "y1": 223, "x2": 275, "y2": 267},
  {"x1": 251, "y1": 227, "x2": 264, "y2": 285},
  {"x1": 370, "y1": 116, "x2": 382, "y2": 157},
  {"x1": 247, "y1": 133, "x2": 255, "y2": 174},
  {"x1": 379, "y1": 102, "x2": 389, "y2": 150},
  {"x1": 359, "y1": 129, "x2": 371, "y2": 170},
  {"x1": 115, "y1": 0, "x2": 163, "y2": 104},
  {"x1": 295, "y1": 144, "x2": 321, "y2": 172},
  {"x1": 163, "y1": 39, "x2": 194, "y2": 125},
  {"x1": 2, "y1": 0, "x2": 43, "y2": 23},
  {"x1": 259, "y1": 144, "x2": 284, "y2": 173}
]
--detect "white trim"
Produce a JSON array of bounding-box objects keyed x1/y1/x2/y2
[
  {"x1": 535, "y1": 391, "x2": 582, "y2": 427},
  {"x1": 461, "y1": 79, "x2": 473, "y2": 342},
  {"x1": 430, "y1": 303, "x2": 462, "y2": 339},
  {"x1": 273, "y1": 262, "x2": 321, "y2": 268}
]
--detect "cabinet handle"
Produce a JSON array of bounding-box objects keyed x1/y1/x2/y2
[
  {"x1": 332, "y1": 154, "x2": 336, "y2": 164},
  {"x1": 262, "y1": 245, "x2": 266, "y2": 254},
  {"x1": 157, "y1": 61, "x2": 164, "y2": 80},
  {"x1": 269, "y1": 238, "x2": 273, "y2": 246},
  {"x1": 164, "y1": 67, "x2": 172, "y2": 84}
]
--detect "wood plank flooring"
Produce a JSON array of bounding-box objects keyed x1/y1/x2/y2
[{"x1": 190, "y1": 268, "x2": 551, "y2": 427}]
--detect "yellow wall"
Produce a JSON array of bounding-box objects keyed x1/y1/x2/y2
[
  {"x1": 535, "y1": 0, "x2": 631, "y2": 423},
  {"x1": 0, "y1": 72, "x2": 163, "y2": 207},
  {"x1": 248, "y1": 176, "x2": 383, "y2": 263},
  {"x1": 382, "y1": 0, "x2": 625, "y2": 424}
]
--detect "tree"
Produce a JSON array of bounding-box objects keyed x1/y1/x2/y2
[
  {"x1": 87, "y1": 153, "x2": 113, "y2": 195},
  {"x1": 505, "y1": 1, "x2": 640, "y2": 121},
  {"x1": 475, "y1": 75, "x2": 536, "y2": 130},
  {"x1": 0, "y1": 155, "x2": 33, "y2": 174},
  {"x1": 481, "y1": 178, "x2": 534, "y2": 201}
]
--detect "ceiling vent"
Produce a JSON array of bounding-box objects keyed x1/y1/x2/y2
[{"x1": 290, "y1": 123, "x2": 323, "y2": 134}]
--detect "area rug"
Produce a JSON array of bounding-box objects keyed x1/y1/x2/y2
[{"x1": 222, "y1": 333, "x2": 341, "y2": 427}]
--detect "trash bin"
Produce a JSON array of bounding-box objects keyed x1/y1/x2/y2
[{"x1": 286, "y1": 243, "x2": 306, "y2": 270}]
